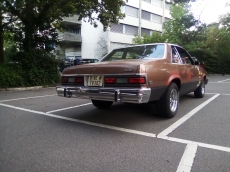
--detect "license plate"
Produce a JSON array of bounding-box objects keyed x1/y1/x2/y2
[{"x1": 88, "y1": 76, "x2": 104, "y2": 86}]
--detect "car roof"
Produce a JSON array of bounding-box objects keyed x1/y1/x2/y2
[{"x1": 111, "y1": 43, "x2": 183, "y2": 51}]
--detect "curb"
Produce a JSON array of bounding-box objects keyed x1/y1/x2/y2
[{"x1": 0, "y1": 86, "x2": 56, "y2": 92}]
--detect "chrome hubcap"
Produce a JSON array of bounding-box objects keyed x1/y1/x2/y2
[
  {"x1": 201, "y1": 82, "x2": 205, "y2": 95},
  {"x1": 170, "y1": 89, "x2": 178, "y2": 112}
]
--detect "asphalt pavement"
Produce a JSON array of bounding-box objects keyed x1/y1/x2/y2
[{"x1": 0, "y1": 75, "x2": 230, "y2": 172}]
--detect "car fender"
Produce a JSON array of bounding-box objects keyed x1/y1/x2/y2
[{"x1": 167, "y1": 74, "x2": 181, "y2": 88}]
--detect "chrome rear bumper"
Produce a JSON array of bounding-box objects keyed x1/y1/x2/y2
[{"x1": 56, "y1": 86, "x2": 151, "y2": 104}]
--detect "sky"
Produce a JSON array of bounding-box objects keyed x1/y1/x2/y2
[{"x1": 190, "y1": 0, "x2": 230, "y2": 24}]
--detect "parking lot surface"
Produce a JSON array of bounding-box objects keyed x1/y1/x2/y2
[{"x1": 0, "y1": 75, "x2": 230, "y2": 172}]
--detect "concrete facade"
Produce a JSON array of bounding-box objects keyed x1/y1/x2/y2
[{"x1": 58, "y1": 0, "x2": 171, "y2": 60}]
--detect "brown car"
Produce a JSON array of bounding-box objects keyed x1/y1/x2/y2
[{"x1": 57, "y1": 43, "x2": 208, "y2": 118}]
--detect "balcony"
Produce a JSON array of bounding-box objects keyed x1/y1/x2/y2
[
  {"x1": 62, "y1": 15, "x2": 81, "y2": 26},
  {"x1": 58, "y1": 32, "x2": 82, "y2": 44}
]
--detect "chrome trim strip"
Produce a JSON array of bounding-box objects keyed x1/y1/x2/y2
[
  {"x1": 61, "y1": 73, "x2": 147, "y2": 77},
  {"x1": 56, "y1": 86, "x2": 151, "y2": 104}
]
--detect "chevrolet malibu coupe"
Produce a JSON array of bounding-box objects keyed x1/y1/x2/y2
[{"x1": 57, "y1": 43, "x2": 208, "y2": 118}]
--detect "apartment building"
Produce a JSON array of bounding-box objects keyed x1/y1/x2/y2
[{"x1": 58, "y1": 0, "x2": 171, "y2": 60}]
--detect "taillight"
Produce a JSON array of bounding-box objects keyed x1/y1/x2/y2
[
  {"x1": 105, "y1": 77, "x2": 115, "y2": 84},
  {"x1": 61, "y1": 77, "x2": 68, "y2": 83},
  {"x1": 128, "y1": 77, "x2": 146, "y2": 84},
  {"x1": 75, "y1": 77, "x2": 84, "y2": 83}
]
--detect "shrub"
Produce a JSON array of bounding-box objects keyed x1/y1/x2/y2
[
  {"x1": 13, "y1": 49, "x2": 61, "y2": 87},
  {"x1": 0, "y1": 64, "x2": 24, "y2": 88}
]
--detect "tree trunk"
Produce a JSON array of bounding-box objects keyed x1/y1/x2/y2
[
  {"x1": 0, "y1": 14, "x2": 5, "y2": 64},
  {"x1": 23, "y1": 23, "x2": 35, "y2": 52}
]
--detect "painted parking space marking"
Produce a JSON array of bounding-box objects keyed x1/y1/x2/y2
[
  {"x1": 217, "y1": 78, "x2": 230, "y2": 83},
  {"x1": 159, "y1": 136, "x2": 230, "y2": 153},
  {"x1": 157, "y1": 94, "x2": 220, "y2": 137},
  {"x1": 206, "y1": 93, "x2": 230, "y2": 96},
  {"x1": 1, "y1": 98, "x2": 230, "y2": 172},
  {"x1": 176, "y1": 143, "x2": 198, "y2": 172},
  {"x1": 0, "y1": 94, "x2": 56, "y2": 103},
  {"x1": 206, "y1": 93, "x2": 220, "y2": 94},
  {"x1": 0, "y1": 103, "x2": 156, "y2": 138},
  {"x1": 46, "y1": 103, "x2": 92, "y2": 113},
  {"x1": 209, "y1": 82, "x2": 230, "y2": 84},
  {"x1": 1, "y1": 99, "x2": 230, "y2": 154}
]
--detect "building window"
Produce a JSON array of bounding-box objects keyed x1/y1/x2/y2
[
  {"x1": 165, "y1": 3, "x2": 171, "y2": 10},
  {"x1": 165, "y1": 18, "x2": 170, "y2": 22},
  {"x1": 151, "y1": 13, "x2": 162, "y2": 23},
  {"x1": 65, "y1": 27, "x2": 81, "y2": 35},
  {"x1": 110, "y1": 23, "x2": 123, "y2": 33},
  {"x1": 143, "y1": 0, "x2": 162, "y2": 7},
  {"x1": 142, "y1": 10, "x2": 162, "y2": 23},
  {"x1": 150, "y1": 30, "x2": 161, "y2": 35},
  {"x1": 142, "y1": 10, "x2": 151, "y2": 21},
  {"x1": 111, "y1": 23, "x2": 138, "y2": 35},
  {"x1": 143, "y1": 0, "x2": 151, "y2": 3},
  {"x1": 151, "y1": 0, "x2": 162, "y2": 7},
  {"x1": 141, "y1": 28, "x2": 151, "y2": 36},
  {"x1": 124, "y1": 25, "x2": 138, "y2": 35},
  {"x1": 124, "y1": 5, "x2": 139, "y2": 18}
]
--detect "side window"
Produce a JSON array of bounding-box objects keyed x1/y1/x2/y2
[
  {"x1": 171, "y1": 46, "x2": 182, "y2": 63},
  {"x1": 175, "y1": 46, "x2": 193, "y2": 65},
  {"x1": 110, "y1": 51, "x2": 124, "y2": 61}
]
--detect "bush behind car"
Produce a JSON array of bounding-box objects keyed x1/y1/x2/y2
[{"x1": 0, "y1": 50, "x2": 60, "y2": 88}]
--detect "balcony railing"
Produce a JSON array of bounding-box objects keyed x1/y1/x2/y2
[
  {"x1": 62, "y1": 15, "x2": 81, "y2": 25},
  {"x1": 58, "y1": 32, "x2": 82, "y2": 43}
]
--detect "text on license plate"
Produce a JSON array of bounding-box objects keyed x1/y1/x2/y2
[{"x1": 88, "y1": 76, "x2": 104, "y2": 86}]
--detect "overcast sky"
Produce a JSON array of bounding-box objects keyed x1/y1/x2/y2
[{"x1": 190, "y1": 0, "x2": 230, "y2": 24}]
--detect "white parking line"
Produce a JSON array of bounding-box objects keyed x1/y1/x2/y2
[
  {"x1": 176, "y1": 143, "x2": 198, "y2": 172},
  {"x1": 157, "y1": 94, "x2": 220, "y2": 137},
  {"x1": 161, "y1": 137, "x2": 230, "y2": 153},
  {"x1": 0, "y1": 94, "x2": 56, "y2": 103},
  {"x1": 218, "y1": 78, "x2": 230, "y2": 83},
  {"x1": 0, "y1": 101, "x2": 230, "y2": 154},
  {"x1": 206, "y1": 93, "x2": 220, "y2": 95},
  {"x1": 206, "y1": 93, "x2": 230, "y2": 96},
  {"x1": 0, "y1": 103, "x2": 156, "y2": 138},
  {"x1": 46, "y1": 103, "x2": 92, "y2": 113},
  {"x1": 209, "y1": 82, "x2": 230, "y2": 83}
]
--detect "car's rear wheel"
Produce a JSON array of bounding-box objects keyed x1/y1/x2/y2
[
  {"x1": 91, "y1": 100, "x2": 113, "y2": 109},
  {"x1": 156, "y1": 82, "x2": 179, "y2": 118},
  {"x1": 194, "y1": 79, "x2": 205, "y2": 98}
]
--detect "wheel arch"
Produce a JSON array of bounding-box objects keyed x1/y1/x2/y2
[{"x1": 168, "y1": 78, "x2": 181, "y2": 91}]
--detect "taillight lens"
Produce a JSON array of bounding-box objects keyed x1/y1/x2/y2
[
  {"x1": 105, "y1": 77, "x2": 115, "y2": 84},
  {"x1": 128, "y1": 77, "x2": 146, "y2": 84},
  {"x1": 75, "y1": 77, "x2": 84, "y2": 83},
  {"x1": 61, "y1": 77, "x2": 68, "y2": 83}
]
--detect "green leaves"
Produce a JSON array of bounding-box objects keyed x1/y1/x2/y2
[{"x1": 132, "y1": 2, "x2": 230, "y2": 74}]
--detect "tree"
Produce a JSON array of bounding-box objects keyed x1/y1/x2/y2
[
  {"x1": 163, "y1": 3, "x2": 204, "y2": 46},
  {"x1": 1, "y1": 0, "x2": 125, "y2": 57},
  {"x1": 133, "y1": 2, "x2": 204, "y2": 47},
  {"x1": 0, "y1": 0, "x2": 126, "y2": 88},
  {"x1": 132, "y1": 31, "x2": 168, "y2": 44},
  {"x1": 0, "y1": 1, "x2": 18, "y2": 63}
]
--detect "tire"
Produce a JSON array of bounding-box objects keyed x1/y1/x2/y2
[
  {"x1": 194, "y1": 80, "x2": 205, "y2": 98},
  {"x1": 156, "y1": 82, "x2": 179, "y2": 118},
  {"x1": 91, "y1": 100, "x2": 113, "y2": 109}
]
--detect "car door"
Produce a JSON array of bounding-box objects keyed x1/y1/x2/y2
[
  {"x1": 171, "y1": 46, "x2": 188, "y2": 95},
  {"x1": 174, "y1": 46, "x2": 199, "y2": 94}
]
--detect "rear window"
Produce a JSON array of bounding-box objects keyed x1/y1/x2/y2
[{"x1": 101, "y1": 44, "x2": 165, "y2": 61}]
